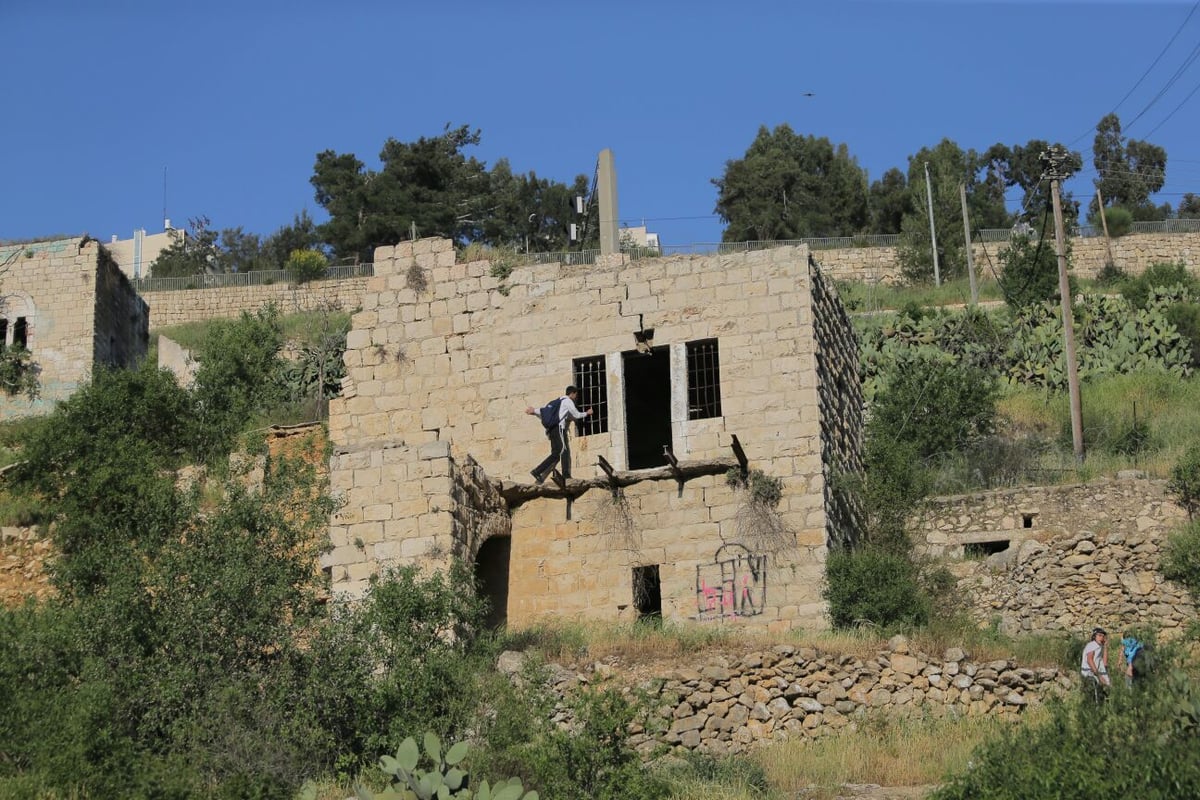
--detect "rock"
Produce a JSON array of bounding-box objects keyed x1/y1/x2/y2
[
  {"x1": 890, "y1": 653, "x2": 921, "y2": 676},
  {"x1": 887, "y1": 634, "x2": 910, "y2": 654},
  {"x1": 497, "y1": 650, "x2": 526, "y2": 675},
  {"x1": 943, "y1": 647, "x2": 966, "y2": 663}
]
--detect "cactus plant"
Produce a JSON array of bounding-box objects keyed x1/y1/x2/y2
[{"x1": 355, "y1": 732, "x2": 538, "y2": 800}]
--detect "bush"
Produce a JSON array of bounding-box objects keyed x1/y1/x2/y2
[
  {"x1": 1095, "y1": 204, "x2": 1134, "y2": 237},
  {"x1": 868, "y1": 353, "x2": 998, "y2": 462},
  {"x1": 286, "y1": 248, "x2": 329, "y2": 284},
  {"x1": 1164, "y1": 301, "x2": 1200, "y2": 368},
  {"x1": 823, "y1": 546, "x2": 931, "y2": 629},
  {"x1": 1121, "y1": 260, "x2": 1195, "y2": 309},
  {"x1": 932, "y1": 646, "x2": 1200, "y2": 799},
  {"x1": 998, "y1": 233, "x2": 1071, "y2": 310},
  {"x1": 1167, "y1": 444, "x2": 1200, "y2": 519},
  {"x1": 1161, "y1": 520, "x2": 1200, "y2": 596}
]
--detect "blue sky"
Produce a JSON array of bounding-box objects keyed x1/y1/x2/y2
[{"x1": 4, "y1": 0, "x2": 1199, "y2": 250}]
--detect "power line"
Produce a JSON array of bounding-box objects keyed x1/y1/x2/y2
[{"x1": 1069, "y1": 0, "x2": 1200, "y2": 145}]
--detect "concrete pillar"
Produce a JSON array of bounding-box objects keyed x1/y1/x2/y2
[{"x1": 598, "y1": 149, "x2": 620, "y2": 256}]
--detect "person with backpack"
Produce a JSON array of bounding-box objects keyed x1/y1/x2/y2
[
  {"x1": 1121, "y1": 631, "x2": 1150, "y2": 687},
  {"x1": 1081, "y1": 626, "x2": 1110, "y2": 702},
  {"x1": 526, "y1": 385, "x2": 592, "y2": 484}
]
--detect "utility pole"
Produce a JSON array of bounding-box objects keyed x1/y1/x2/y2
[
  {"x1": 924, "y1": 161, "x2": 941, "y2": 286},
  {"x1": 1044, "y1": 146, "x2": 1085, "y2": 464},
  {"x1": 959, "y1": 183, "x2": 978, "y2": 306},
  {"x1": 1096, "y1": 188, "x2": 1116, "y2": 271}
]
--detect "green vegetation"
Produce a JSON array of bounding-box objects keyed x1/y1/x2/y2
[
  {"x1": 287, "y1": 248, "x2": 330, "y2": 284},
  {"x1": 933, "y1": 644, "x2": 1200, "y2": 799}
]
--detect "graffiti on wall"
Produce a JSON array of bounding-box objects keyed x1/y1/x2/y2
[{"x1": 695, "y1": 543, "x2": 766, "y2": 619}]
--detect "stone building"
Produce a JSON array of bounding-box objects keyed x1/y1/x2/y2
[
  {"x1": 325, "y1": 238, "x2": 863, "y2": 631},
  {"x1": 0, "y1": 236, "x2": 149, "y2": 419}
]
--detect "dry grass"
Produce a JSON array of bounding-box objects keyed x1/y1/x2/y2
[{"x1": 757, "y1": 710, "x2": 1044, "y2": 795}]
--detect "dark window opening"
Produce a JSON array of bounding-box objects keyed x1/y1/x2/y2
[
  {"x1": 686, "y1": 338, "x2": 722, "y2": 419},
  {"x1": 474, "y1": 536, "x2": 511, "y2": 629},
  {"x1": 12, "y1": 318, "x2": 27, "y2": 351},
  {"x1": 632, "y1": 565, "x2": 662, "y2": 620},
  {"x1": 965, "y1": 540, "x2": 1011, "y2": 558},
  {"x1": 0, "y1": 320, "x2": 8, "y2": 349},
  {"x1": 573, "y1": 355, "x2": 608, "y2": 436},
  {"x1": 623, "y1": 345, "x2": 672, "y2": 470},
  {"x1": 1022, "y1": 513, "x2": 1036, "y2": 529}
]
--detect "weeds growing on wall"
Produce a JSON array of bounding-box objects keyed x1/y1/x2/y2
[{"x1": 725, "y1": 468, "x2": 793, "y2": 553}]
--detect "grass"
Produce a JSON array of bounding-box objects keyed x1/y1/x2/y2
[
  {"x1": 836, "y1": 274, "x2": 1107, "y2": 314},
  {"x1": 756, "y1": 711, "x2": 1042, "y2": 797},
  {"x1": 997, "y1": 370, "x2": 1200, "y2": 480},
  {"x1": 502, "y1": 618, "x2": 1071, "y2": 671},
  {"x1": 151, "y1": 308, "x2": 352, "y2": 354}
]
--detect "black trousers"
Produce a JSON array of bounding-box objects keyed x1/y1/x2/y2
[{"x1": 533, "y1": 425, "x2": 571, "y2": 480}]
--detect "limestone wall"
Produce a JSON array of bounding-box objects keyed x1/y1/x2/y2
[
  {"x1": 325, "y1": 238, "x2": 861, "y2": 631},
  {"x1": 813, "y1": 231, "x2": 1200, "y2": 284},
  {"x1": 92, "y1": 247, "x2": 150, "y2": 369},
  {"x1": 141, "y1": 277, "x2": 369, "y2": 329},
  {"x1": 0, "y1": 238, "x2": 147, "y2": 419},
  {"x1": 917, "y1": 478, "x2": 1195, "y2": 636}
]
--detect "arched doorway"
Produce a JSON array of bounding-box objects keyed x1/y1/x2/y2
[{"x1": 474, "y1": 535, "x2": 511, "y2": 629}]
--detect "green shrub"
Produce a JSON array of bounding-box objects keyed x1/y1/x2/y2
[
  {"x1": 823, "y1": 546, "x2": 930, "y2": 629},
  {"x1": 1121, "y1": 260, "x2": 1195, "y2": 309},
  {"x1": 1097, "y1": 205, "x2": 1134, "y2": 237},
  {"x1": 286, "y1": 248, "x2": 329, "y2": 284},
  {"x1": 933, "y1": 647, "x2": 1200, "y2": 799},
  {"x1": 868, "y1": 353, "x2": 998, "y2": 462},
  {"x1": 1095, "y1": 260, "x2": 1128, "y2": 287},
  {"x1": 1167, "y1": 444, "x2": 1200, "y2": 519},
  {"x1": 1161, "y1": 520, "x2": 1200, "y2": 596},
  {"x1": 998, "y1": 233, "x2": 1071, "y2": 310},
  {"x1": 1164, "y1": 301, "x2": 1200, "y2": 368}
]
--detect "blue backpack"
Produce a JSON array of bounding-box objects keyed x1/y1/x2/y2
[{"x1": 538, "y1": 397, "x2": 564, "y2": 430}]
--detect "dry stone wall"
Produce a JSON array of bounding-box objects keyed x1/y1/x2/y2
[
  {"x1": 326, "y1": 238, "x2": 864, "y2": 632},
  {"x1": 505, "y1": 636, "x2": 1067, "y2": 757},
  {"x1": 917, "y1": 478, "x2": 1195, "y2": 636},
  {"x1": 814, "y1": 231, "x2": 1200, "y2": 284}
]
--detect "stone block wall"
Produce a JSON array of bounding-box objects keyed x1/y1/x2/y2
[
  {"x1": 813, "y1": 231, "x2": 1200, "y2": 284},
  {"x1": 916, "y1": 478, "x2": 1195, "y2": 636},
  {"x1": 326, "y1": 238, "x2": 863, "y2": 631},
  {"x1": 0, "y1": 238, "x2": 146, "y2": 419},
  {"x1": 141, "y1": 277, "x2": 369, "y2": 329}
]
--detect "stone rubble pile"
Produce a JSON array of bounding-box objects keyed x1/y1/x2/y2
[{"x1": 502, "y1": 635, "x2": 1070, "y2": 756}]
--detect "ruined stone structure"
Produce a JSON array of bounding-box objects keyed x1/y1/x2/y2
[
  {"x1": 325, "y1": 238, "x2": 864, "y2": 631},
  {"x1": 0, "y1": 237, "x2": 148, "y2": 419},
  {"x1": 916, "y1": 478, "x2": 1196, "y2": 637}
]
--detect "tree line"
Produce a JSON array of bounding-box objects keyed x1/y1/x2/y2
[{"x1": 152, "y1": 113, "x2": 1198, "y2": 280}]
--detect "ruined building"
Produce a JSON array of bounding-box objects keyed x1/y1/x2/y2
[
  {"x1": 0, "y1": 237, "x2": 149, "y2": 420},
  {"x1": 325, "y1": 238, "x2": 863, "y2": 631}
]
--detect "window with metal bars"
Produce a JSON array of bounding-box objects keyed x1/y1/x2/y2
[
  {"x1": 686, "y1": 339, "x2": 722, "y2": 419},
  {"x1": 572, "y1": 355, "x2": 608, "y2": 436}
]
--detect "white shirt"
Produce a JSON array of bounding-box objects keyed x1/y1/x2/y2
[
  {"x1": 1081, "y1": 640, "x2": 1106, "y2": 678},
  {"x1": 556, "y1": 396, "x2": 587, "y2": 429}
]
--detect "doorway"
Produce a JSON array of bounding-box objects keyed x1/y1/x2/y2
[
  {"x1": 632, "y1": 565, "x2": 662, "y2": 620},
  {"x1": 474, "y1": 536, "x2": 511, "y2": 629},
  {"x1": 622, "y1": 345, "x2": 672, "y2": 470}
]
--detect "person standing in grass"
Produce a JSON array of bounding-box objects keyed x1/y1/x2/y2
[{"x1": 1081, "y1": 626, "x2": 1111, "y2": 701}]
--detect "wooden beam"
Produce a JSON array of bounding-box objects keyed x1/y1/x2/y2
[
  {"x1": 730, "y1": 434, "x2": 749, "y2": 478},
  {"x1": 663, "y1": 445, "x2": 685, "y2": 497},
  {"x1": 496, "y1": 456, "x2": 738, "y2": 508}
]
